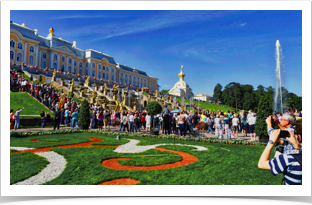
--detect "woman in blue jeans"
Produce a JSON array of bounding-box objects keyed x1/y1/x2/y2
[
  {"x1": 14, "y1": 107, "x2": 25, "y2": 131},
  {"x1": 71, "y1": 109, "x2": 79, "y2": 129},
  {"x1": 177, "y1": 111, "x2": 186, "y2": 137}
]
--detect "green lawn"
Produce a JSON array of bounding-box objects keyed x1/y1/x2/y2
[
  {"x1": 10, "y1": 92, "x2": 54, "y2": 118},
  {"x1": 176, "y1": 97, "x2": 238, "y2": 112},
  {"x1": 10, "y1": 133, "x2": 282, "y2": 185}
]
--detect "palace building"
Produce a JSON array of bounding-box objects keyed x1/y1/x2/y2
[
  {"x1": 168, "y1": 65, "x2": 194, "y2": 98},
  {"x1": 10, "y1": 21, "x2": 159, "y2": 91}
]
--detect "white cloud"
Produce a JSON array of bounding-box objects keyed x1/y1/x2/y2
[{"x1": 240, "y1": 23, "x2": 247, "y2": 26}]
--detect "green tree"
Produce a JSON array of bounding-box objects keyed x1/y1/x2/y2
[
  {"x1": 213, "y1": 83, "x2": 223, "y2": 103},
  {"x1": 160, "y1": 90, "x2": 169, "y2": 94},
  {"x1": 255, "y1": 95, "x2": 273, "y2": 142},
  {"x1": 145, "y1": 101, "x2": 162, "y2": 116},
  {"x1": 222, "y1": 82, "x2": 242, "y2": 110},
  {"x1": 242, "y1": 92, "x2": 257, "y2": 111},
  {"x1": 78, "y1": 99, "x2": 90, "y2": 129}
]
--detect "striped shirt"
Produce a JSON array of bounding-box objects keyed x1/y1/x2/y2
[
  {"x1": 268, "y1": 126, "x2": 295, "y2": 154},
  {"x1": 269, "y1": 150, "x2": 302, "y2": 185}
]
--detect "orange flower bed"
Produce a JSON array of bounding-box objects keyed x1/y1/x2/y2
[
  {"x1": 101, "y1": 148, "x2": 198, "y2": 171},
  {"x1": 11, "y1": 138, "x2": 118, "y2": 154},
  {"x1": 98, "y1": 178, "x2": 140, "y2": 185}
]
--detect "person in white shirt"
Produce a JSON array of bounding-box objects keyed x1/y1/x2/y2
[
  {"x1": 247, "y1": 113, "x2": 257, "y2": 141},
  {"x1": 232, "y1": 114, "x2": 240, "y2": 138},
  {"x1": 145, "y1": 113, "x2": 151, "y2": 133},
  {"x1": 128, "y1": 112, "x2": 134, "y2": 132}
]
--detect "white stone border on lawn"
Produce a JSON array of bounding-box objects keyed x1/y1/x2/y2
[
  {"x1": 114, "y1": 139, "x2": 208, "y2": 153},
  {"x1": 11, "y1": 147, "x2": 67, "y2": 185}
]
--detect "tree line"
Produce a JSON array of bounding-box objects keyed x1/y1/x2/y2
[{"x1": 213, "y1": 82, "x2": 302, "y2": 112}]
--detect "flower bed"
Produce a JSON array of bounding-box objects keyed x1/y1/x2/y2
[{"x1": 10, "y1": 129, "x2": 266, "y2": 147}]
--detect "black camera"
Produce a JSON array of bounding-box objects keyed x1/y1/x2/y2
[{"x1": 279, "y1": 130, "x2": 290, "y2": 138}]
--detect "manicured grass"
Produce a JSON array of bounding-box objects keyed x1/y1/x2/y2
[
  {"x1": 10, "y1": 133, "x2": 283, "y2": 185},
  {"x1": 10, "y1": 152, "x2": 49, "y2": 184},
  {"x1": 10, "y1": 92, "x2": 54, "y2": 118},
  {"x1": 176, "y1": 97, "x2": 237, "y2": 112}
]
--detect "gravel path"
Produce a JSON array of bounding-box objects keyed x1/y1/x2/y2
[
  {"x1": 114, "y1": 139, "x2": 208, "y2": 153},
  {"x1": 11, "y1": 148, "x2": 67, "y2": 185}
]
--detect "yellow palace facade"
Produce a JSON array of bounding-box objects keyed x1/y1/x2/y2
[{"x1": 10, "y1": 21, "x2": 159, "y2": 91}]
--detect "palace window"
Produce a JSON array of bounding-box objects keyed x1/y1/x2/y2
[
  {"x1": 68, "y1": 66, "x2": 71, "y2": 73},
  {"x1": 98, "y1": 65, "x2": 101, "y2": 70},
  {"x1": 16, "y1": 53, "x2": 22, "y2": 62},
  {"x1": 106, "y1": 74, "x2": 109, "y2": 80},
  {"x1": 54, "y1": 54, "x2": 57, "y2": 60},
  {"x1": 69, "y1": 58, "x2": 72, "y2": 64},
  {"x1": 85, "y1": 69, "x2": 88, "y2": 76},
  {"x1": 79, "y1": 69, "x2": 82, "y2": 76},
  {"x1": 112, "y1": 75, "x2": 114, "y2": 81},
  {"x1": 86, "y1": 63, "x2": 88, "y2": 68},
  {"x1": 29, "y1": 56, "x2": 34, "y2": 64},
  {"x1": 61, "y1": 64, "x2": 65, "y2": 72},
  {"x1": 53, "y1": 63, "x2": 57, "y2": 70},
  {"x1": 103, "y1": 65, "x2": 105, "y2": 70},
  {"x1": 74, "y1": 68, "x2": 76, "y2": 74},
  {"x1": 17, "y1": 43, "x2": 23, "y2": 49},
  {"x1": 92, "y1": 63, "x2": 95, "y2": 68},
  {"x1": 112, "y1": 68, "x2": 114, "y2": 73},
  {"x1": 10, "y1": 51, "x2": 14, "y2": 60},
  {"x1": 92, "y1": 70, "x2": 95, "y2": 77},
  {"x1": 80, "y1": 62, "x2": 83, "y2": 67},
  {"x1": 29, "y1": 46, "x2": 34, "y2": 53},
  {"x1": 74, "y1": 61, "x2": 77, "y2": 66},
  {"x1": 10, "y1": 40, "x2": 15, "y2": 48},
  {"x1": 42, "y1": 61, "x2": 46, "y2": 69},
  {"x1": 98, "y1": 72, "x2": 101, "y2": 78},
  {"x1": 102, "y1": 73, "x2": 105, "y2": 79},
  {"x1": 42, "y1": 53, "x2": 47, "y2": 59},
  {"x1": 61, "y1": 56, "x2": 65, "y2": 62}
]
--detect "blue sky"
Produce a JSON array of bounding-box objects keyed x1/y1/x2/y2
[{"x1": 11, "y1": 10, "x2": 302, "y2": 96}]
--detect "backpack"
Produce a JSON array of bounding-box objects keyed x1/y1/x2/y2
[
  {"x1": 135, "y1": 117, "x2": 140, "y2": 124},
  {"x1": 155, "y1": 116, "x2": 159, "y2": 124}
]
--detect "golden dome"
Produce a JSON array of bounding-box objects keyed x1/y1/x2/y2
[{"x1": 178, "y1": 65, "x2": 185, "y2": 79}]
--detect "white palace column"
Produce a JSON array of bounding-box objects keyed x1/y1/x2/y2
[
  {"x1": 35, "y1": 46, "x2": 39, "y2": 67},
  {"x1": 23, "y1": 42, "x2": 27, "y2": 64}
]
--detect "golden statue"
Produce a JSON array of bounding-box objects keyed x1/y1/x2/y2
[
  {"x1": 71, "y1": 78, "x2": 75, "y2": 86},
  {"x1": 48, "y1": 27, "x2": 55, "y2": 37},
  {"x1": 104, "y1": 84, "x2": 107, "y2": 93},
  {"x1": 141, "y1": 87, "x2": 144, "y2": 92},
  {"x1": 155, "y1": 90, "x2": 158, "y2": 98},
  {"x1": 125, "y1": 87, "x2": 128, "y2": 92},
  {"x1": 52, "y1": 69, "x2": 57, "y2": 78},
  {"x1": 85, "y1": 76, "x2": 90, "y2": 84},
  {"x1": 59, "y1": 93, "x2": 65, "y2": 108},
  {"x1": 113, "y1": 84, "x2": 119, "y2": 91},
  {"x1": 170, "y1": 95, "x2": 172, "y2": 102}
]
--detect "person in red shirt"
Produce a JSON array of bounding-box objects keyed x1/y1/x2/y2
[{"x1": 140, "y1": 114, "x2": 146, "y2": 129}]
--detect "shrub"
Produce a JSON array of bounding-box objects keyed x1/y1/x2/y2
[
  {"x1": 112, "y1": 119, "x2": 120, "y2": 126},
  {"x1": 30, "y1": 75, "x2": 33, "y2": 81},
  {"x1": 78, "y1": 99, "x2": 90, "y2": 129},
  {"x1": 255, "y1": 95, "x2": 273, "y2": 142},
  {"x1": 145, "y1": 101, "x2": 162, "y2": 116},
  {"x1": 195, "y1": 122, "x2": 208, "y2": 130}
]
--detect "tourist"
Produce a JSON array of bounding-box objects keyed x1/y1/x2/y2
[
  {"x1": 258, "y1": 119, "x2": 302, "y2": 185},
  {"x1": 97, "y1": 111, "x2": 104, "y2": 130},
  {"x1": 223, "y1": 115, "x2": 234, "y2": 139},
  {"x1": 247, "y1": 113, "x2": 257, "y2": 141},
  {"x1": 184, "y1": 111, "x2": 189, "y2": 135},
  {"x1": 214, "y1": 114, "x2": 223, "y2": 139},
  {"x1": 145, "y1": 113, "x2": 151, "y2": 133},
  {"x1": 46, "y1": 112, "x2": 51, "y2": 127},
  {"x1": 103, "y1": 110, "x2": 110, "y2": 131},
  {"x1": 206, "y1": 115, "x2": 214, "y2": 134},
  {"x1": 53, "y1": 107, "x2": 61, "y2": 130},
  {"x1": 140, "y1": 114, "x2": 146, "y2": 129},
  {"x1": 162, "y1": 105, "x2": 170, "y2": 135},
  {"x1": 267, "y1": 113, "x2": 296, "y2": 154},
  {"x1": 188, "y1": 110, "x2": 195, "y2": 131},
  {"x1": 122, "y1": 112, "x2": 129, "y2": 132},
  {"x1": 60, "y1": 109, "x2": 65, "y2": 125},
  {"x1": 14, "y1": 107, "x2": 25, "y2": 131},
  {"x1": 177, "y1": 111, "x2": 186, "y2": 137},
  {"x1": 40, "y1": 110, "x2": 45, "y2": 128},
  {"x1": 134, "y1": 113, "x2": 141, "y2": 132},
  {"x1": 10, "y1": 109, "x2": 14, "y2": 130},
  {"x1": 128, "y1": 112, "x2": 134, "y2": 132},
  {"x1": 232, "y1": 114, "x2": 239, "y2": 138},
  {"x1": 65, "y1": 108, "x2": 70, "y2": 126},
  {"x1": 241, "y1": 112, "x2": 248, "y2": 137}
]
